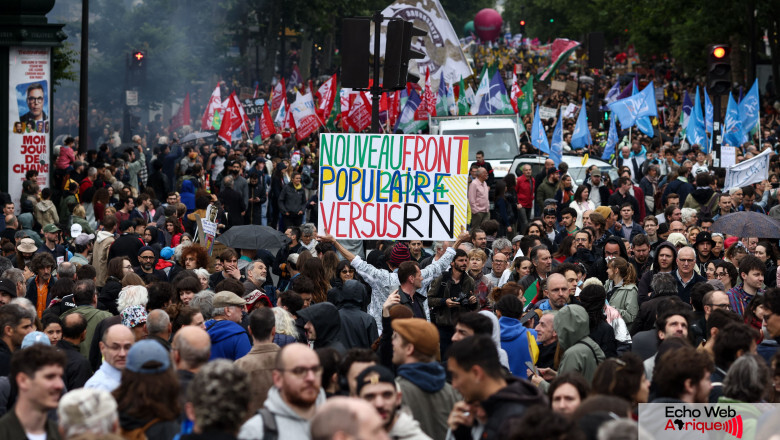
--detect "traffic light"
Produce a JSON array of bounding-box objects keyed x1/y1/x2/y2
[
  {"x1": 519, "y1": 20, "x2": 526, "y2": 34},
  {"x1": 130, "y1": 51, "x2": 146, "y2": 69},
  {"x1": 398, "y1": 21, "x2": 426, "y2": 87},
  {"x1": 706, "y1": 44, "x2": 731, "y2": 95}
]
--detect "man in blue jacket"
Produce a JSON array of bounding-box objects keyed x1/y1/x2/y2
[{"x1": 205, "y1": 291, "x2": 251, "y2": 360}]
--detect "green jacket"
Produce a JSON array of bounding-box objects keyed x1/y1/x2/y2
[
  {"x1": 0, "y1": 407, "x2": 61, "y2": 440},
  {"x1": 61, "y1": 305, "x2": 113, "y2": 359},
  {"x1": 541, "y1": 305, "x2": 605, "y2": 392},
  {"x1": 536, "y1": 179, "x2": 557, "y2": 206},
  {"x1": 605, "y1": 281, "x2": 639, "y2": 327}
]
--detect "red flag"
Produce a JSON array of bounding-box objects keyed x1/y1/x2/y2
[
  {"x1": 388, "y1": 90, "x2": 401, "y2": 129},
  {"x1": 415, "y1": 68, "x2": 435, "y2": 120},
  {"x1": 217, "y1": 101, "x2": 234, "y2": 143},
  {"x1": 224, "y1": 93, "x2": 245, "y2": 133},
  {"x1": 510, "y1": 73, "x2": 522, "y2": 114},
  {"x1": 347, "y1": 92, "x2": 371, "y2": 132},
  {"x1": 230, "y1": 92, "x2": 249, "y2": 131},
  {"x1": 260, "y1": 103, "x2": 275, "y2": 139},
  {"x1": 169, "y1": 93, "x2": 191, "y2": 133},
  {"x1": 201, "y1": 85, "x2": 222, "y2": 130},
  {"x1": 282, "y1": 101, "x2": 295, "y2": 135},
  {"x1": 271, "y1": 79, "x2": 286, "y2": 113},
  {"x1": 291, "y1": 92, "x2": 321, "y2": 141},
  {"x1": 340, "y1": 89, "x2": 352, "y2": 132},
  {"x1": 252, "y1": 84, "x2": 259, "y2": 99},
  {"x1": 316, "y1": 74, "x2": 337, "y2": 120}
]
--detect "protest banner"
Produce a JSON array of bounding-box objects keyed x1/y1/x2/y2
[
  {"x1": 551, "y1": 80, "x2": 566, "y2": 92},
  {"x1": 720, "y1": 146, "x2": 736, "y2": 168},
  {"x1": 7, "y1": 47, "x2": 50, "y2": 212},
  {"x1": 723, "y1": 148, "x2": 770, "y2": 191},
  {"x1": 565, "y1": 80, "x2": 578, "y2": 95},
  {"x1": 318, "y1": 133, "x2": 469, "y2": 240},
  {"x1": 539, "y1": 106, "x2": 557, "y2": 120}
]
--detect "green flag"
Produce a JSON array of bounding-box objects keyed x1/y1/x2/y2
[
  {"x1": 325, "y1": 88, "x2": 341, "y2": 132},
  {"x1": 523, "y1": 279, "x2": 539, "y2": 305},
  {"x1": 519, "y1": 76, "x2": 534, "y2": 117}
]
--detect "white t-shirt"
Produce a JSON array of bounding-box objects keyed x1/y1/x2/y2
[{"x1": 26, "y1": 433, "x2": 46, "y2": 440}]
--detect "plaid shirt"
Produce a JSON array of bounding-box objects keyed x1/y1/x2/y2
[{"x1": 726, "y1": 284, "x2": 763, "y2": 316}]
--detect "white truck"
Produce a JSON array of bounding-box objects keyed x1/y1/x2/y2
[{"x1": 429, "y1": 114, "x2": 523, "y2": 179}]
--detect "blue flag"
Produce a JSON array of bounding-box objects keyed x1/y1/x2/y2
[
  {"x1": 571, "y1": 99, "x2": 591, "y2": 150},
  {"x1": 478, "y1": 71, "x2": 514, "y2": 115},
  {"x1": 602, "y1": 113, "x2": 618, "y2": 161},
  {"x1": 608, "y1": 81, "x2": 657, "y2": 128},
  {"x1": 704, "y1": 91, "x2": 714, "y2": 152},
  {"x1": 394, "y1": 89, "x2": 427, "y2": 133},
  {"x1": 723, "y1": 93, "x2": 744, "y2": 147},
  {"x1": 550, "y1": 107, "x2": 563, "y2": 166},
  {"x1": 739, "y1": 79, "x2": 759, "y2": 138},
  {"x1": 686, "y1": 86, "x2": 707, "y2": 147},
  {"x1": 531, "y1": 104, "x2": 550, "y2": 154},
  {"x1": 602, "y1": 81, "x2": 621, "y2": 110},
  {"x1": 632, "y1": 79, "x2": 654, "y2": 137}
]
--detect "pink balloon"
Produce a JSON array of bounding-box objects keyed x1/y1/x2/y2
[{"x1": 474, "y1": 9, "x2": 503, "y2": 41}]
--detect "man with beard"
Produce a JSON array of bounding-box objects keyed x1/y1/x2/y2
[
  {"x1": 356, "y1": 365, "x2": 430, "y2": 439},
  {"x1": 609, "y1": 177, "x2": 641, "y2": 223},
  {"x1": 712, "y1": 192, "x2": 732, "y2": 220},
  {"x1": 535, "y1": 169, "x2": 559, "y2": 217},
  {"x1": 518, "y1": 245, "x2": 553, "y2": 302},
  {"x1": 38, "y1": 224, "x2": 68, "y2": 264},
  {"x1": 650, "y1": 346, "x2": 713, "y2": 403},
  {"x1": 239, "y1": 343, "x2": 327, "y2": 439},
  {"x1": 25, "y1": 252, "x2": 56, "y2": 318},
  {"x1": 694, "y1": 232, "x2": 716, "y2": 274},
  {"x1": 222, "y1": 160, "x2": 249, "y2": 207},
  {"x1": 208, "y1": 143, "x2": 228, "y2": 183},
  {"x1": 629, "y1": 234, "x2": 652, "y2": 274},
  {"x1": 244, "y1": 259, "x2": 276, "y2": 305},
  {"x1": 134, "y1": 246, "x2": 167, "y2": 283},
  {"x1": 428, "y1": 249, "x2": 477, "y2": 358},
  {"x1": 0, "y1": 304, "x2": 36, "y2": 376}
]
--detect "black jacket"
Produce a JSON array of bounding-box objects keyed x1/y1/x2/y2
[
  {"x1": 427, "y1": 271, "x2": 478, "y2": 327},
  {"x1": 57, "y1": 339, "x2": 92, "y2": 390},
  {"x1": 332, "y1": 280, "x2": 379, "y2": 350},
  {"x1": 0, "y1": 340, "x2": 11, "y2": 377},
  {"x1": 97, "y1": 277, "x2": 123, "y2": 315},
  {"x1": 467, "y1": 378, "x2": 547, "y2": 440},
  {"x1": 108, "y1": 233, "x2": 145, "y2": 267},
  {"x1": 220, "y1": 187, "x2": 246, "y2": 229},
  {"x1": 590, "y1": 321, "x2": 618, "y2": 358},
  {"x1": 297, "y1": 302, "x2": 347, "y2": 354}
]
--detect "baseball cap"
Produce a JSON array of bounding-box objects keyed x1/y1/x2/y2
[
  {"x1": 243, "y1": 289, "x2": 273, "y2": 307},
  {"x1": 70, "y1": 223, "x2": 83, "y2": 238},
  {"x1": 74, "y1": 233, "x2": 95, "y2": 246},
  {"x1": 543, "y1": 208, "x2": 557, "y2": 217},
  {"x1": 355, "y1": 365, "x2": 396, "y2": 396},
  {"x1": 42, "y1": 224, "x2": 61, "y2": 234},
  {"x1": 22, "y1": 331, "x2": 51, "y2": 349},
  {"x1": 543, "y1": 199, "x2": 558, "y2": 207},
  {"x1": 213, "y1": 291, "x2": 246, "y2": 309},
  {"x1": 125, "y1": 340, "x2": 171, "y2": 374}
]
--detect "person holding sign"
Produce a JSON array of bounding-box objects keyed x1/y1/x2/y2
[{"x1": 319, "y1": 232, "x2": 470, "y2": 332}]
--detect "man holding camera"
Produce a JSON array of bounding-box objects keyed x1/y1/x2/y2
[{"x1": 427, "y1": 249, "x2": 478, "y2": 360}]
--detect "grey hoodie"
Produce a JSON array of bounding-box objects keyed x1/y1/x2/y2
[
  {"x1": 238, "y1": 386, "x2": 326, "y2": 440},
  {"x1": 390, "y1": 410, "x2": 433, "y2": 440}
]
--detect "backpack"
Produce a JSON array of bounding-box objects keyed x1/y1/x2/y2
[
  {"x1": 120, "y1": 418, "x2": 160, "y2": 440},
  {"x1": 259, "y1": 407, "x2": 278, "y2": 440}
]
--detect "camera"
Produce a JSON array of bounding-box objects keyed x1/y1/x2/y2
[{"x1": 451, "y1": 293, "x2": 470, "y2": 307}]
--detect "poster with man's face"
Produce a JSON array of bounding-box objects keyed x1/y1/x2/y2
[{"x1": 15, "y1": 80, "x2": 49, "y2": 130}]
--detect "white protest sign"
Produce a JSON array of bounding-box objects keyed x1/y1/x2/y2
[
  {"x1": 318, "y1": 133, "x2": 470, "y2": 240},
  {"x1": 723, "y1": 148, "x2": 771, "y2": 191},
  {"x1": 562, "y1": 103, "x2": 577, "y2": 119},
  {"x1": 720, "y1": 146, "x2": 737, "y2": 169},
  {"x1": 539, "y1": 106, "x2": 557, "y2": 120}
]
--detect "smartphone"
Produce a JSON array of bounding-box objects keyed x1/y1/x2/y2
[{"x1": 525, "y1": 361, "x2": 539, "y2": 377}]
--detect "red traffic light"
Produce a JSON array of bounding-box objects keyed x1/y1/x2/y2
[
  {"x1": 520, "y1": 20, "x2": 526, "y2": 26},
  {"x1": 133, "y1": 51, "x2": 145, "y2": 61},
  {"x1": 712, "y1": 46, "x2": 726, "y2": 58}
]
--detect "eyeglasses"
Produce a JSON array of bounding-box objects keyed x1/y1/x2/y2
[
  {"x1": 493, "y1": 259, "x2": 508, "y2": 264},
  {"x1": 277, "y1": 365, "x2": 323, "y2": 377},
  {"x1": 122, "y1": 265, "x2": 133, "y2": 270},
  {"x1": 341, "y1": 269, "x2": 355, "y2": 274},
  {"x1": 706, "y1": 303, "x2": 731, "y2": 310},
  {"x1": 26, "y1": 97, "x2": 44, "y2": 103},
  {"x1": 139, "y1": 255, "x2": 155, "y2": 260}
]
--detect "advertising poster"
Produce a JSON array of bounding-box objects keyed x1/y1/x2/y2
[
  {"x1": 318, "y1": 133, "x2": 469, "y2": 240},
  {"x1": 8, "y1": 47, "x2": 51, "y2": 209}
]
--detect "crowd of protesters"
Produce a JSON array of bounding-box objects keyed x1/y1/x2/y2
[{"x1": 2, "y1": 40, "x2": 780, "y2": 440}]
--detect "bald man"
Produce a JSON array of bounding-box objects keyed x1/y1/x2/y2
[
  {"x1": 239, "y1": 343, "x2": 327, "y2": 439},
  {"x1": 84, "y1": 324, "x2": 134, "y2": 391},
  {"x1": 172, "y1": 326, "x2": 211, "y2": 410},
  {"x1": 536, "y1": 273, "x2": 570, "y2": 312},
  {"x1": 310, "y1": 397, "x2": 389, "y2": 440}
]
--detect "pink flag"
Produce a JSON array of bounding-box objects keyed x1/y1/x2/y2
[
  {"x1": 200, "y1": 85, "x2": 222, "y2": 130},
  {"x1": 271, "y1": 79, "x2": 286, "y2": 113}
]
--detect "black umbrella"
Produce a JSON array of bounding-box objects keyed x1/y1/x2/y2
[
  {"x1": 216, "y1": 225, "x2": 289, "y2": 253},
  {"x1": 712, "y1": 211, "x2": 780, "y2": 239},
  {"x1": 180, "y1": 131, "x2": 216, "y2": 143}
]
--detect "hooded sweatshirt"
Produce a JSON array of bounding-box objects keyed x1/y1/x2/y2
[
  {"x1": 479, "y1": 310, "x2": 510, "y2": 371},
  {"x1": 34, "y1": 199, "x2": 59, "y2": 229},
  {"x1": 180, "y1": 179, "x2": 196, "y2": 213},
  {"x1": 238, "y1": 386, "x2": 327, "y2": 440},
  {"x1": 637, "y1": 241, "x2": 678, "y2": 304},
  {"x1": 396, "y1": 362, "x2": 460, "y2": 440},
  {"x1": 541, "y1": 305, "x2": 605, "y2": 392},
  {"x1": 93, "y1": 230, "x2": 115, "y2": 286},
  {"x1": 297, "y1": 302, "x2": 347, "y2": 354},
  {"x1": 389, "y1": 411, "x2": 432, "y2": 440},
  {"x1": 499, "y1": 316, "x2": 536, "y2": 377},
  {"x1": 205, "y1": 318, "x2": 252, "y2": 361},
  {"x1": 684, "y1": 186, "x2": 716, "y2": 211},
  {"x1": 332, "y1": 280, "x2": 378, "y2": 350}
]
